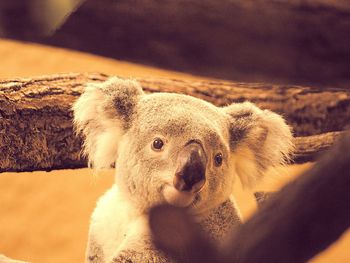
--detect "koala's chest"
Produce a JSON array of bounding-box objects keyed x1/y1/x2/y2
[
  {"x1": 89, "y1": 186, "x2": 149, "y2": 260},
  {"x1": 90, "y1": 187, "x2": 242, "y2": 262}
]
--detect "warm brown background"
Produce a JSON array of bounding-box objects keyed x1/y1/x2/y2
[{"x1": 0, "y1": 39, "x2": 349, "y2": 263}]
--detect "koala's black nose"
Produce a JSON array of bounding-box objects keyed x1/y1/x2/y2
[{"x1": 174, "y1": 141, "x2": 207, "y2": 193}]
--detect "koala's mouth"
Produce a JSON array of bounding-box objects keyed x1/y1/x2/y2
[{"x1": 162, "y1": 184, "x2": 200, "y2": 208}]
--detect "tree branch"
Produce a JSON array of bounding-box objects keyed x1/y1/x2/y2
[
  {"x1": 293, "y1": 131, "x2": 345, "y2": 163},
  {"x1": 0, "y1": 73, "x2": 347, "y2": 171}
]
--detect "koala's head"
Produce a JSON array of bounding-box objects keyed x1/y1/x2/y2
[{"x1": 73, "y1": 77, "x2": 293, "y2": 213}]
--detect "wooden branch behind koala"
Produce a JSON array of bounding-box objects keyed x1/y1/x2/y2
[{"x1": 0, "y1": 73, "x2": 348, "y2": 172}]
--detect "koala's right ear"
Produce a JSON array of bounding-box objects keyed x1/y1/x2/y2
[{"x1": 73, "y1": 77, "x2": 144, "y2": 169}]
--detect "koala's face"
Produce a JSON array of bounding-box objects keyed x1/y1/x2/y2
[
  {"x1": 73, "y1": 78, "x2": 293, "y2": 213},
  {"x1": 116, "y1": 93, "x2": 234, "y2": 212}
]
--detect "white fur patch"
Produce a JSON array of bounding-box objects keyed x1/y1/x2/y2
[{"x1": 73, "y1": 77, "x2": 143, "y2": 169}]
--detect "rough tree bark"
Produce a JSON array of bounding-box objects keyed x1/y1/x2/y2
[
  {"x1": 0, "y1": 73, "x2": 349, "y2": 172},
  {"x1": 31, "y1": 0, "x2": 350, "y2": 88},
  {"x1": 150, "y1": 132, "x2": 350, "y2": 263},
  {"x1": 293, "y1": 131, "x2": 345, "y2": 163}
]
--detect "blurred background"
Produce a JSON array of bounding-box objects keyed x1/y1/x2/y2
[
  {"x1": 1, "y1": 0, "x2": 349, "y2": 87},
  {"x1": 0, "y1": 0, "x2": 349, "y2": 262}
]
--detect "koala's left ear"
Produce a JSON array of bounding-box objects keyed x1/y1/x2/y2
[
  {"x1": 73, "y1": 77, "x2": 144, "y2": 169},
  {"x1": 223, "y1": 102, "x2": 294, "y2": 188}
]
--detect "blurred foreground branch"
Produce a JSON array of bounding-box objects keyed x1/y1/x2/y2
[
  {"x1": 150, "y1": 132, "x2": 350, "y2": 263},
  {"x1": 37, "y1": 0, "x2": 350, "y2": 87},
  {"x1": 0, "y1": 73, "x2": 348, "y2": 171},
  {"x1": 2, "y1": 1, "x2": 349, "y2": 87}
]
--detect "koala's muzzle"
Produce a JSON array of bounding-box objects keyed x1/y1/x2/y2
[{"x1": 174, "y1": 141, "x2": 207, "y2": 193}]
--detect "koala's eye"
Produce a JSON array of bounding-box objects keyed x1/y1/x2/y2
[
  {"x1": 152, "y1": 138, "x2": 164, "y2": 151},
  {"x1": 214, "y1": 153, "x2": 223, "y2": 167}
]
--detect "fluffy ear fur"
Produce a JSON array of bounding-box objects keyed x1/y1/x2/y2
[
  {"x1": 73, "y1": 77, "x2": 144, "y2": 169},
  {"x1": 223, "y1": 102, "x2": 294, "y2": 188}
]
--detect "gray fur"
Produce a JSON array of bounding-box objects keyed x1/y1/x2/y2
[
  {"x1": 73, "y1": 77, "x2": 294, "y2": 263},
  {"x1": 199, "y1": 199, "x2": 242, "y2": 241},
  {"x1": 111, "y1": 239, "x2": 168, "y2": 263}
]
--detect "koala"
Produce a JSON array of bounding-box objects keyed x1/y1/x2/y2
[{"x1": 73, "y1": 77, "x2": 293, "y2": 263}]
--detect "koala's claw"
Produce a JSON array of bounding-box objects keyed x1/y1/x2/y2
[{"x1": 111, "y1": 249, "x2": 168, "y2": 263}]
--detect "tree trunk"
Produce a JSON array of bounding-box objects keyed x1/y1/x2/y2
[{"x1": 0, "y1": 73, "x2": 348, "y2": 172}]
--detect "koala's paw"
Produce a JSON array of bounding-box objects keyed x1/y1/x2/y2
[
  {"x1": 86, "y1": 237, "x2": 105, "y2": 263},
  {"x1": 111, "y1": 247, "x2": 169, "y2": 263}
]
